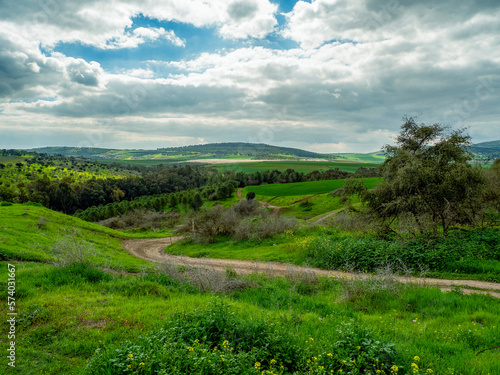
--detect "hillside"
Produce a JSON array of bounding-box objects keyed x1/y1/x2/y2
[
  {"x1": 0, "y1": 203, "x2": 158, "y2": 271},
  {"x1": 29, "y1": 143, "x2": 331, "y2": 161},
  {"x1": 474, "y1": 140, "x2": 500, "y2": 149},
  {"x1": 27, "y1": 139, "x2": 500, "y2": 165}
]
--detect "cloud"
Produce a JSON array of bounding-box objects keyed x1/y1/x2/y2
[
  {"x1": 103, "y1": 27, "x2": 185, "y2": 49},
  {"x1": 0, "y1": 0, "x2": 278, "y2": 51},
  {"x1": 0, "y1": 0, "x2": 499, "y2": 153}
]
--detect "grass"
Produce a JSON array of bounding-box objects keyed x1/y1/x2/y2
[
  {"x1": 211, "y1": 161, "x2": 380, "y2": 173},
  {"x1": 241, "y1": 177, "x2": 380, "y2": 206},
  {"x1": 280, "y1": 194, "x2": 352, "y2": 220},
  {"x1": 166, "y1": 232, "x2": 310, "y2": 263},
  {"x1": 1, "y1": 260, "x2": 499, "y2": 374},
  {"x1": 1, "y1": 195, "x2": 499, "y2": 374},
  {"x1": 332, "y1": 152, "x2": 386, "y2": 163},
  {"x1": 0, "y1": 204, "x2": 164, "y2": 272}
]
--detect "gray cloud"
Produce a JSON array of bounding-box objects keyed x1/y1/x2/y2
[
  {"x1": 0, "y1": 0, "x2": 499, "y2": 152},
  {"x1": 228, "y1": 1, "x2": 259, "y2": 21}
]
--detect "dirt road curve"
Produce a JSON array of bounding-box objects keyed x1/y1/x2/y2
[{"x1": 122, "y1": 237, "x2": 500, "y2": 299}]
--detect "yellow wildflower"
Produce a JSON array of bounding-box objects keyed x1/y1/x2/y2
[
  {"x1": 255, "y1": 362, "x2": 261, "y2": 368},
  {"x1": 414, "y1": 356, "x2": 420, "y2": 362}
]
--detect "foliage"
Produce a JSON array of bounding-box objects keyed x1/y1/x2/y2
[
  {"x1": 175, "y1": 200, "x2": 297, "y2": 243},
  {"x1": 364, "y1": 117, "x2": 486, "y2": 236},
  {"x1": 83, "y1": 300, "x2": 403, "y2": 375},
  {"x1": 306, "y1": 228, "x2": 500, "y2": 281}
]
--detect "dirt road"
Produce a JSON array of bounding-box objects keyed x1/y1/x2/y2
[{"x1": 122, "y1": 237, "x2": 500, "y2": 299}]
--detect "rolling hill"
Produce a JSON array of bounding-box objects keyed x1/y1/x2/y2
[
  {"x1": 29, "y1": 143, "x2": 331, "y2": 160},
  {"x1": 27, "y1": 139, "x2": 500, "y2": 163}
]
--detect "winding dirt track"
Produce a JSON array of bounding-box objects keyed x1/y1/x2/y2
[{"x1": 122, "y1": 237, "x2": 500, "y2": 299}]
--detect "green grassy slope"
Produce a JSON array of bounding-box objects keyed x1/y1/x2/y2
[
  {"x1": 241, "y1": 177, "x2": 380, "y2": 206},
  {"x1": 0, "y1": 204, "x2": 155, "y2": 272}
]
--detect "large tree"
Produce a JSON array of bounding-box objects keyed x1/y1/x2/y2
[{"x1": 363, "y1": 117, "x2": 486, "y2": 236}]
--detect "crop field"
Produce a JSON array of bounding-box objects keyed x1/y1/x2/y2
[
  {"x1": 241, "y1": 177, "x2": 380, "y2": 206},
  {"x1": 210, "y1": 160, "x2": 380, "y2": 173},
  {"x1": 333, "y1": 152, "x2": 386, "y2": 163}
]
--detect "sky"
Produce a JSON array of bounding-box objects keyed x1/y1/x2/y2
[{"x1": 0, "y1": 0, "x2": 499, "y2": 153}]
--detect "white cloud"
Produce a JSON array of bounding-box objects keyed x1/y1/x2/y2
[
  {"x1": 1, "y1": 0, "x2": 499, "y2": 152},
  {"x1": 103, "y1": 27, "x2": 185, "y2": 49}
]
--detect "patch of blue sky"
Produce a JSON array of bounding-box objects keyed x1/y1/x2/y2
[
  {"x1": 272, "y1": 0, "x2": 301, "y2": 13},
  {"x1": 52, "y1": 13, "x2": 299, "y2": 76}
]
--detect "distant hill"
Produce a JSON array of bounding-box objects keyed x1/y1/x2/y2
[
  {"x1": 29, "y1": 143, "x2": 332, "y2": 160},
  {"x1": 27, "y1": 139, "x2": 500, "y2": 163},
  {"x1": 156, "y1": 142, "x2": 326, "y2": 158},
  {"x1": 469, "y1": 140, "x2": 500, "y2": 160},
  {"x1": 473, "y1": 140, "x2": 500, "y2": 149}
]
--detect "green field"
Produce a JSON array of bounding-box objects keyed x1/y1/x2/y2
[
  {"x1": 241, "y1": 177, "x2": 380, "y2": 206},
  {"x1": 211, "y1": 160, "x2": 380, "y2": 173},
  {"x1": 332, "y1": 152, "x2": 386, "y2": 163}
]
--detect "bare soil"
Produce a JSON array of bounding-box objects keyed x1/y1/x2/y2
[{"x1": 122, "y1": 237, "x2": 500, "y2": 299}]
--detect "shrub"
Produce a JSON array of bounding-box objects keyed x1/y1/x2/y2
[
  {"x1": 45, "y1": 231, "x2": 98, "y2": 266},
  {"x1": 84, "y1": 300, "x2": 403, "y2": 375},
  {"x1": 234, "y1": 215, "x2": 298, "y2": 240},
  {"x1": 306, "y1": 228, "x2": 500, "y2": 279},
  {"x1": 99, "y1": 209, "x2": 180, "y2": 230},
  {"x1": 155, "y1": 262, "x2": 249, "y2": 293},
  {"x1": 0, "y1": 201, "x2": 13, "y2": 206}
]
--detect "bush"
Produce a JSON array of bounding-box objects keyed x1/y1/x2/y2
[
  {"x1": 155, "y1": 262, "x2": 250, "y2": 293},
  {"x1": 306, "y1": 228, "x2": 500, "y2": 279},
  {"x1": 0, "y1": 201, "x2": 13, "y2": 206},
  {"x1": 234, "y1": 215, "x2": 298, "y2": 240},
  {"x1": 84, "y1": 300, "x2": 403, "y2": 375},
  {"x1": 99, "y1": 209, "x2": 180, "y2": 230},
  {"x1": 44, "y1": 231, "x2": 98, "y2": 266}
]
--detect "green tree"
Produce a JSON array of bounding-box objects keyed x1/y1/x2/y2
[
  {"x1": 363, "y1": 117, "x2": 486, "y2": 236},
  {"x1": 246, "y1": 191, "x2": 256, "y2": 200},
  {"x1": 191, "y1": 193, "x2": 203, "y2": 211},
  {"x1": 169, "y1": 195, "x2": 178, "y2": 208}
]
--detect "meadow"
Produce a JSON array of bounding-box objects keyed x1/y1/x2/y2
[
  {"x1": 241, "y1": 177, "x2": 379, "y2": 206},
  {"x1": 211, "y1": 161, "x2": 380, "y2": 173},
  {"x1": 0, "y1": 204, "x2": 168, "y2": 271},
  {"x1": 1, "y1": 195, "x2": 499, "y2": 374},
  {"x1": 1, "y1": 255, "x2": 499, "y2": 374}
]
